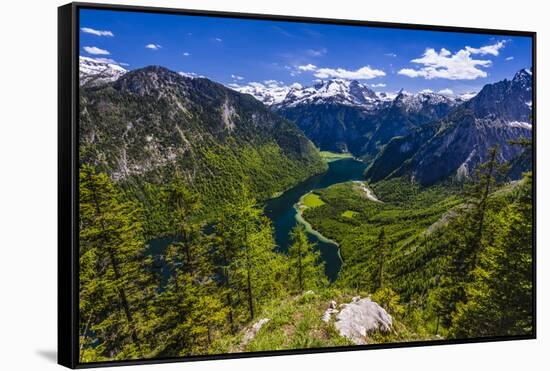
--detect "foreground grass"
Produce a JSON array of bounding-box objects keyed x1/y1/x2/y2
[{"x1": 210, "y1": 286, "x2": 440, "y2": 354}]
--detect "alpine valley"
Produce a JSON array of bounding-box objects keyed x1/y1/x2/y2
[{"x1": 78, "y1": 52, "x2": 534, "y2": 364}]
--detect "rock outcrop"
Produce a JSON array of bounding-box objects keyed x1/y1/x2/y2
[
  {"x1": 334, "y1": 296, "x2": 392, "y2": 345},
  {"x1": 242, "y1": 318, "x2": 271, "y2": 345}
]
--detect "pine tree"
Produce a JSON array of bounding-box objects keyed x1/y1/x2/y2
[
  {"x1": 288, "y1": 225, "x2": 327, "y2": 293},
  {"x1": 450, "y1": 172, "x2": 533, "y2": 337},
  {"x1": 214, "y1": 185, "x2": 288, "y2": 324},
  {"x1": 79, "y1": 165, "x2": 157, "y2": 361},
  {"x1": 154, "y1": 176, "x2": 227, "y2": 356},
  {"x1": 431, "y1": 146, "x2": 510, "y2": 330}
]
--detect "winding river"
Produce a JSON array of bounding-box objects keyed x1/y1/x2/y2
[
  {"x1": 147, "y1": 158, "x2": 367, "y2": 283},
  {"x1": 263, "y1": 158, "x2": 367, "y2": 281}
]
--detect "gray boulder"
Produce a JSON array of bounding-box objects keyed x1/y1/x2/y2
[{"x1": 334, "y1": 296, "x2": 392, "y2": 344}]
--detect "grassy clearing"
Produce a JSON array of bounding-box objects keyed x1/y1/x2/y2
[
  {"x1": 341, "y1": 210, "x2": 358, "y2": 218},
  {"x1": 319, "y1": 151, "x2": 354, "y2": 162},
  {"x1": 302, "y1": 193, "x2": 326, "y2": 208}
]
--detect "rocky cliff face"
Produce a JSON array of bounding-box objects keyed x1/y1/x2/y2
[{"x1": 366, "y1": 69, "x2": 533, "y2": 185}]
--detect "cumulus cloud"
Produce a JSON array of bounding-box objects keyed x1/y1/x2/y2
[
  {"x1": 182, "y1": 52, "x2": 191, "y2": 56},
  {"x1": 145, "y1": 43, "x2": 162, "y2": 50},
  {"x1": 506, "y1": 56, "x2": 514, "y2": 61},
  {"x1": 371, "y1": 83, "x2": 386, "y2": 88},
  {"x1": 298, "y1": 64, "x2": 317, "y2": 72},
  {"x1": 398, "y1": 46, "x2": 493, "y2": 80},
  {"x1": 438, "y1": 88, "x2": 454, "y2": 95},
  {"x1": 465, "y1": 40, "x2": 507, "y2": 56},
  {"x1": 314, "y1": 66, "x2": 386, "y2": 80},
  {"x1": 231, "y1": 74, "x2": 244, "y2": 81},
  {"x1": 83, "y1": 46, "x2": 110, "y2": 55},
  {"x1": 81, "y1": 27, "x2": 114, "y2": 37},
  {"x1": 297, "y1": 64, "x2": 385, "y2": 80}
]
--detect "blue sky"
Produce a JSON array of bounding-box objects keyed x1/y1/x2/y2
[{"x1": 80, "y1": 8, "x2": 532, "y2": 95}]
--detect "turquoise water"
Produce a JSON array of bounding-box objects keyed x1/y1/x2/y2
[
  {"x1": 263, "y1": 158, "x2": 367, "y2": 281},
  {"x1": 147, "y1": 158, "x2": 367, "y2": 283}
]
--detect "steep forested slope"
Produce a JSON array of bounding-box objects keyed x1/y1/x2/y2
[{"x1": 80, "y1": 66, "x2": 326, "y2": 230}]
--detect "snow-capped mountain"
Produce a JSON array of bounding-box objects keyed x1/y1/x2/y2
[
  {"x1": 230, "y1": 80, "x2": 300, "y2": 106},
  {"x1": 393, "y1": 90, "x2": 465, "y2": 113},
  {"x1": 231, "y1": 78, "x2": 469, "y2": 113},
  {"x1": 79, "y1": 56, "x2": 127, "y2": 86},
  {"x1": 273, "y1": 81, "x2": 467, "y2": 156},
  {"x1": 277, "y1": 79, "x2": 383, "y2": 109},
  {"x1": 366, "y1": 68, "x2": 533, "y2": 185}
]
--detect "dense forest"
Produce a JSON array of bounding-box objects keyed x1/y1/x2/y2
[{"x1": 79, "y1": 143, "x2": 533, "y2": 362}]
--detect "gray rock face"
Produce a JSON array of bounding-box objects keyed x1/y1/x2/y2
[
  {"x1": 366, "y1": 68, "x2": 533, "y2": 185},
  {"x1": 322, "y1": 300, "x2": 339, "y2": 323},
  {"x1": 242, "y1": 318, "x2": 270, "y2": 345},
  {"x1": 334, "y1": 297, "x2": 392, "y2": 345}
]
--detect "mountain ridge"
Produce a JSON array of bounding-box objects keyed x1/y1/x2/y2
[{"x1": 365, "y1": 68, "x2": 533, "y2": 185}]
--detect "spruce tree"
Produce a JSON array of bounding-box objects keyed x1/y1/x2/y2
[
  {"x1": 288, "y1": 225, "x2": 327, "y2": 293},
  {"x1": 450, "y1": 172, "x2": 533, "y2": 337},
  {"x1": 154, "y1": 175, "x2": 226, "y2": 356},
  {"x1": 215, "y1": 185, "x2": 287, "y2": 324},
  {"x1": 79, "y1": 165, "x2": 157, "y2": 361}
]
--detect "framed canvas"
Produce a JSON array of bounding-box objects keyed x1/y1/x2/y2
[{"x1": 58, "y1": 2, "x2": 536, "y2": 368}]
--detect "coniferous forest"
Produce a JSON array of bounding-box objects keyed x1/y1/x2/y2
[{"x1": 77, "y1": 8, "x2": 534, "y2": 363}]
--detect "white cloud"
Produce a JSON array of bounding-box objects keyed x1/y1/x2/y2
[
  {"x1": 465, "y1": 40, "x2": 507, "y2": 56},
  {"x1": 298, "y1": 64, "x2": 317, "y2": 72},
  {"x1": 231, "y1": 74, "x2": 244, "y2": 81},
  {"x1": 297, "y1": 64, "x2": 385, "y2": 80},
  {"x1": 506, "y1": 56, "x2": 514, "y2": 61},
  {"x1": 419, "y1": 89, "x2": 434, "y2": 93},
  {"x1": 305, "y1": 48, "x2": 327, "y2": 57},
  {"x1": 182, "y1": 52, "x2": 191, "y2": 56},
  {"x1": 81, "y1": 27, "x2": 114, "y2": 37},
  {"x1": 438, "y1": 88, "x2": 454, "y2": 95},
  {"x1": 398, "y1": 47, "x2": 493, "y2": 80},
  {"x1": 214, "y1": 37, "x2": 223, "y2": 42},
  {"x1": 145, "y1": 43, "x2": 162, "y2": 50},
  {"x1": 315, "y1": 66, "x2": 386, "y2": 80},
  {"x1": 371, "y1": 83, "x2": 386, "y2": 88},
  {"x1": 384, "y1": 53, "x2": 397, "y2": 57},
  {"x1": 83, "y1": 46, "x2": 110, "y2": 55}
]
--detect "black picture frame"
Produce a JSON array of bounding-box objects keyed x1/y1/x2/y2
[{"x1": 58, "y1": 2, "x2": 537, "y2": 368}]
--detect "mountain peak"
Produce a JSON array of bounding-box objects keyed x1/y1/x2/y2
[
  {"x1": 113, "y1": 65, "x2": 189, "y2": 96},
  {"x1": 278, "y1": 79, "x2": 379, "y2": 108},
  {"x1": 514, "y1": 67, "x2": 532, "y2": 79}
]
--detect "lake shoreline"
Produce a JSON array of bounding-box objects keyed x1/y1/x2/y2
[{"x1": 294, "y1": 192, "x2": 341, "y2": 247}]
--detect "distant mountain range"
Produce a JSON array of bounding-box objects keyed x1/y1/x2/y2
[
  {"x1": 272, "y1": 80, "x2": 467, "y2": 158},
  {"x1": 79, "y1": 57, "x2": 533, "y2": 187},
  {"x1": 365, "y1": 68, "x2": 533, "y2": 185}
]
